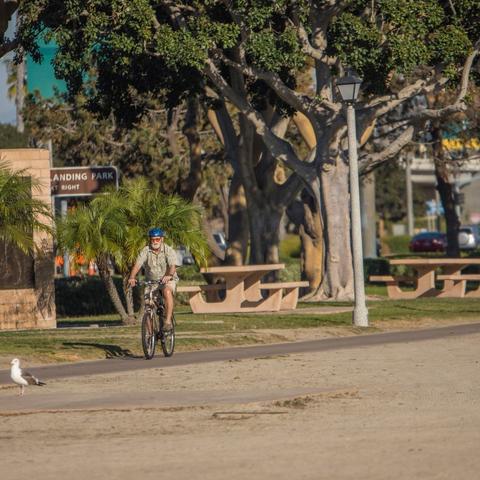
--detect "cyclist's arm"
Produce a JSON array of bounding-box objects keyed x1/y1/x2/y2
[
  {"x1": 161, "y1": 246, "x2": 177, "y2": 284},
  {"x1": 163, "y1": 265, "x2": 176, "y2": 281},
  {"x1": 128, "y1": 264, "x2": 142, "y2": 286},
  {"x1": 128, "y1": 248, "x2": 148, "y2": 286}
]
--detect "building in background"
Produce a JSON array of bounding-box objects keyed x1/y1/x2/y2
[{"x1": 26, "y1": 38, "x2": 66, "y2": 98}]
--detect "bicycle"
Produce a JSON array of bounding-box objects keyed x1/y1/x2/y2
[{"x1": 138, "y1": 280, "x2": 176, "y2": 360}]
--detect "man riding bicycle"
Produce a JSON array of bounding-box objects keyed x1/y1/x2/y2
[{"x1": 128, "y1": 227, "x2": 178, "y2": 331}]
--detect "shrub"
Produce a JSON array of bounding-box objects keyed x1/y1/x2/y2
[
  {"x1": 55, "y1": 276, "x2": 142, "y2": 317},
  {"x1": 279, "y1": 234, "x2": 301, "y2": 260},
  {"x1": 364, "y1": 258, "x2": 390, "y2": 282},
  {"x1": 384, "y1": 235, "x2": 411, "y2": 254}
]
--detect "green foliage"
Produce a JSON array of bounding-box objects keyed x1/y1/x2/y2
[
  {"x1": 56, "y1": 177, "x2": 209, "y2": 272},
  {"x1": 247, "y1": 26, "x2": 305, "y2": 73},
  {"x1": 0, "y1": 161, "x2": 52, "y2": 253},
  {"x1": 375, "y1": 160, "x2": 429, "y2": 222},
  {"x1": 279, "y1": 234, "x2": 301, "y2": 260},
  {"x1": 364, "y1": 257, "x2": 390, "y2": 281},
  {"x1": 384, "y1": 235, "x2": 411, "y2": 254},
  {"x1": 17, "y1": 0, "x2": 479, "y2": 119},
  {"x1": 24, "y1": 89, "x2": 229, "y2": 217},
  {"x1": 16, "y1": 0, "x2": 480, "y2": 282},
  {"x1": 0, "y1": 124, "x2": 29, "y2": 148},
  {"x1": 328, "y1": 12, "x2": 385, "y2": 86},
  {"x1": 55, "y1": 276, "x2": 142, "y2": 316},
  {"x1": 431, "y1": 25, "x2": 473, "y2": 68},
  {"x1": 328, "y1": 0, "x2": 474, "y2": 92}
]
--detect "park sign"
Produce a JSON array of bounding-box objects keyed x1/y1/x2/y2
[{"x1": 50, "y1": 166, "x2": 118, "y2": 197}]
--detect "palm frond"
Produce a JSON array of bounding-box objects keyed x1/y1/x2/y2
[{"x1": 0, "y1": 162, "x2": 53, "y2": 253}]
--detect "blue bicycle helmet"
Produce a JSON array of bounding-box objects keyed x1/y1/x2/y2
[{"x1": 148, "y1": 227, "x2": 165, "y2": 237}]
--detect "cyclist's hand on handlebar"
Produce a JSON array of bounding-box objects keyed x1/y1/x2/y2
[
  {"x1": 160, "y1": 274, "x2": 172, "y2": 285},
  {"x1": 128, "y1": 277, "x2": 137, "y2": 287}
]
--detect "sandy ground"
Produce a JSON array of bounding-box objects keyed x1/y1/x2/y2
[{"x1": 1, "y1": 323, "x2": 480, "y2": 480}]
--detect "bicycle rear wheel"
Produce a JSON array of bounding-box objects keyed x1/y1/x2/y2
[
  {"x1": 141, "y1": 309, "x2": 159, "y2": 360},
  {"x1": 160, "y1": 312, "x2": 176, "y2": 357}
]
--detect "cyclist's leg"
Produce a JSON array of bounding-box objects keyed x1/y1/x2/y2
[
  {"x1": 144, "y1": 284, "x2": 155, "y2": 335},
  {"x1": 162, "y1": 281, "x2": 176, "y2": 329}
]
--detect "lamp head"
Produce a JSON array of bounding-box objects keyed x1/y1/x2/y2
[{"x1": 336, "y1": 71, "x2": 363, "y2": 103}]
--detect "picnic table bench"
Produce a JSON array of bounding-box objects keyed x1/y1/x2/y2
[
  {"x1": 177, "y1": 264, "x2": 309, "y2": 313},
  {"x1": 370, "y1": 258, "x2": 480, "y2": 299}
]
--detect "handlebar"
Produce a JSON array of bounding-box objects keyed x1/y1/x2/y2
[{"x1": 136, "y1": 280, "x2": 167, "y2": 288}]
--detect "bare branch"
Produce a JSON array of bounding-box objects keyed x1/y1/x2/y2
[
  {"x1": 162, "y1": 1, "x2": 187, "y2": 28},
  {"x1": 409, "y1": 41, "x2": 480, "y2": 121},
  {"x1": 295, "y1": 21, "x2": 336, "y2": 65},
  {"x1": 359, "y1": 125, "x2": 416, "y2": 174},
  {"x1": 275, "y1": 170, "x2": 304, "y2": 206},
  {"x1": 203, "y1": 59, "x2": 316, "y2": 185}
]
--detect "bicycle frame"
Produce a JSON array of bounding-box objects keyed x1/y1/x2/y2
[
  {"x1": 140, "y1": 280, "x2": 166, "y2": 315},
  {"x1": 138, "y1": 280, "x2": 175, "y2": 358}
]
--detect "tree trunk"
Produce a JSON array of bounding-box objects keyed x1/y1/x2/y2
[
  {"x1": 96, "y1": 255, "x2": 130, "y2": 324},
  {"x1": 16, "y1": 55, "x2": 25, "y2": 133},
  {"x1": 312, "y1": 159, "x2": 354, "y2": 301},
  {"x1": 248, "y1": 200, "x2": 283, "y2": 281},
  {"x1": 122, "y1": 274, "x2": 138, "y2": 325},
  {"x1": 297, "y1": 190, "x2": 323, "y2": 296},
  {"x1": 180, "y1": 97, "x2": 203, "y2": 201},
  {"x1": 431, "y1": 123, "x2": 460, "y2": 257},
  {"x1": 224, "y1": 174, "x2": 249, "y2": 265}
]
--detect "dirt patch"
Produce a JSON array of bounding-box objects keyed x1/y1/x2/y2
[{"x1": 1, "y1": 326, "x2": 480, "y2": 480}]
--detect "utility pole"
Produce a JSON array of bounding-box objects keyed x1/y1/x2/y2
[
  {"x1": 405, "y1": 155, "x2": 414, "y2": 236},
  {"x1": 360, "y1": 171, "x2": 377, "y2": 258}
]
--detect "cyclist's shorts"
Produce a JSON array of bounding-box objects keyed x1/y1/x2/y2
[{"x1": 146, "y1": 281, "x2": 177, "y2": 296}]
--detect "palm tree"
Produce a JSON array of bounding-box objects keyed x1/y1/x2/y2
[
  {"x1": 3, "y1": 56, "x2": 26, "y2": 133},
  {"x1": 57, "y1": 177, "x2": 209, "y2": 324},
  {"x1": 56, "y1": 194, "x2": 129, "y2": 320},
  {"x1": 0, "y1": 161, "x2": 52, "y2": 253},
  {"x1": 99, "y1": 177, "x2": 209, "y2": 320}
]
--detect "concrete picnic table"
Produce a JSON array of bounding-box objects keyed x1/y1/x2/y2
[
  {"x1": 370, "y1": 258, "x2": 480, "y2": 299},
  {"x1": 177, "y1": 264, "x2": 308, "y2": 313}
]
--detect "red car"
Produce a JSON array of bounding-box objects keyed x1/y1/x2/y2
[{"x1": 409, "y1": 232, "x2": 447, "y2": 252}]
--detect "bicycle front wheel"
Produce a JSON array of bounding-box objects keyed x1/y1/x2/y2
[
  {"x1": 141, "y1": 309, "x2": 159, "y2": 360},
  {"x1": 160, "y1": 313, "x2": 176, "y2": 357}
]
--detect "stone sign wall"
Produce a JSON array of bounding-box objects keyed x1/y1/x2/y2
[{"x1": 0, "y1": 149, "x2": 56, "y2": 330}]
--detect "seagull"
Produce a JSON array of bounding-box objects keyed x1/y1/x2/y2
[{"x1": 10, "y1": 358, "x2": 46, "y2": 396}]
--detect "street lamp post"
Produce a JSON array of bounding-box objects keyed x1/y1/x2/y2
[{"x1": 337, "y1": 73, "x2": 369, "y2": 327}]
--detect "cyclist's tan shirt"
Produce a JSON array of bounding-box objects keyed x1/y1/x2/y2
[{"x1": 134, "y1": 244, "x2": 179, "y2": 283}]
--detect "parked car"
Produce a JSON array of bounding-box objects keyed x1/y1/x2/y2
[
  {"x1": 175, "y1": 246, "x2": 195, "y2": 265},
  {"x1": 458, "y1": 225, "x2": 480, "y2": 251},
  {"x1": 409, "y1": 231, "x2": 447, "y2": 253}
]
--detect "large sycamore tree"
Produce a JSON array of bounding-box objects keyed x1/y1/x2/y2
[{"x1": 18, "y1": 0, "x2": 480, "y2": 300}]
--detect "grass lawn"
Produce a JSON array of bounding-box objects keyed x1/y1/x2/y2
[{"x1": 1, "y1": 295, "x2": 479, "y2": 365}]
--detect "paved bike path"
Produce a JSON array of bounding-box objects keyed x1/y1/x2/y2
[{"x1": 1, "y1": 322, "x2": 479, "y2": 386}]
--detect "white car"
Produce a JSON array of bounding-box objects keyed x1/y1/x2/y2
[
  {"x1": 458, "y1": 225, "x2": 480, "y2": 250},
  {"x1": 175, "y1": 246, "x2": 195, "y2": 265}
]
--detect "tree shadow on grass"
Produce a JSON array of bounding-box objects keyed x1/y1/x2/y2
[
  {"x1": 62, "y1": 342, "x2": 141, "y2": 359},
  {"x1": 57, "y1": 320, "x2": 124, "y2": 328}
]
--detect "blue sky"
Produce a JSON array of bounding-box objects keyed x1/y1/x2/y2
[{"x1": 1, "y1": 14, "x2": 68, "y2": 125}]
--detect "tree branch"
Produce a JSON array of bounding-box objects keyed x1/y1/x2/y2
[
  {"x1": 203, "y1": 59, "x2": 316, "y2": 185},
  {"x1": 359, "y1": 125, "x2": 416, "y2": 174},
  {"x1": 408, "y1": 40, "x2": 480, "y2": 121}
]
